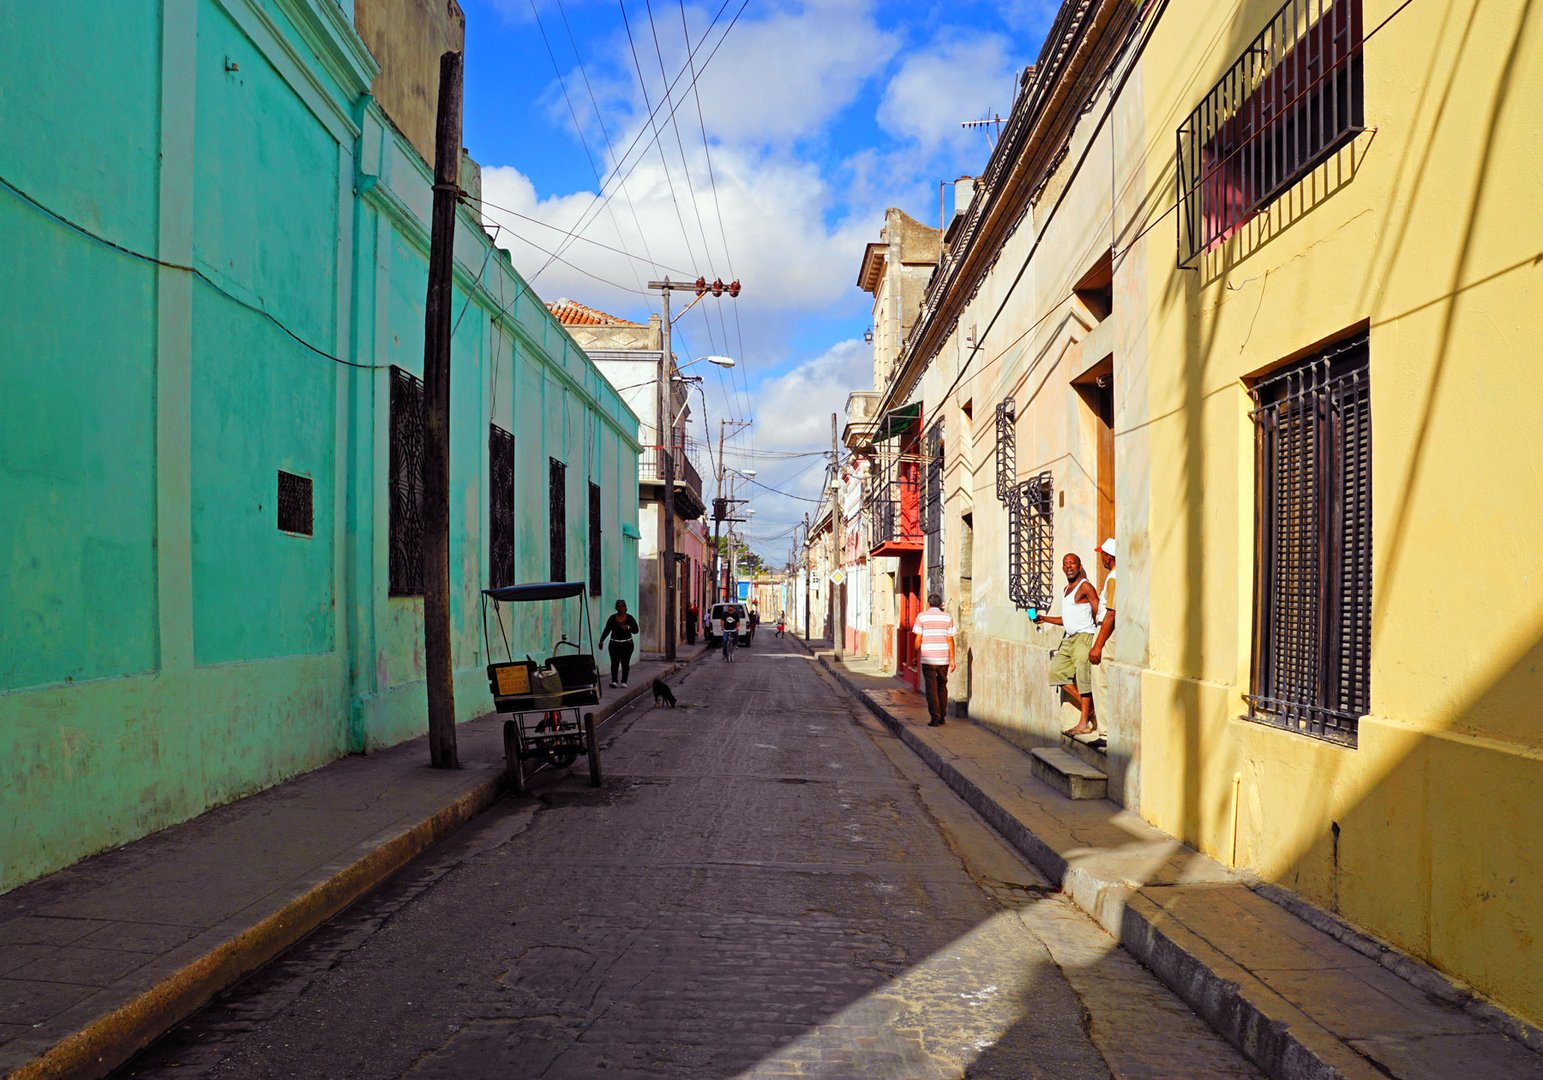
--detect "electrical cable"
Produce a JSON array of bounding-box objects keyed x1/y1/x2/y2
[
  {"x1": 528, "y1": 0, "x2": 654, "y2": 303},
  {"x1": 463, "y1": 192, "x2": 692, "y2": 276},
  {"x1": 555, "y1": 0, "x2": 666, "y2": 305},
  {"x1": 535, "y1": 0, "x2": 751, "y2": 280},
  {"x1": 1, "y1": 169, "x2": 387, "y2": 370}
]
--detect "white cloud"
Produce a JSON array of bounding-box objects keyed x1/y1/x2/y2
[
  {"x1": 697, "y1": 338, "x2": 873, "y2": 557},
  {"x1": 877, "y1": 32, "x2": 1021, "y2": 157},
  {"x1": 479, "y1": 144, "x2": 873, "y2": 327},
  {"x1": 669, "y1": 0, "x2": 900, "y2": 148}
]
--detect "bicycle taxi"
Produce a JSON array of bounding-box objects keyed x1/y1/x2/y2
[{"x1": 480, "y1": 580, "x2": 603, "y2": 794}]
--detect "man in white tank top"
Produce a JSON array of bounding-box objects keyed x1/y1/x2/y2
[{"x1": 1032, "y1": 554, "x2": 1101, "y2": 736}]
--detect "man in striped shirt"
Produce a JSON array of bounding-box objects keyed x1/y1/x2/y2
[{"x1": 913, "y1": 593, "x2": 957, "y2": 727}]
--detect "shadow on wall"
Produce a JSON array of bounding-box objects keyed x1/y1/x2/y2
[{"x1": 1162, "y1": 0, "x2": 1543, "y2": 1024}]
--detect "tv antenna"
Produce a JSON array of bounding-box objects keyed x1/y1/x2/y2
[{"x1": 961, "y1": 112, "x2": 1004, "y2": 148}]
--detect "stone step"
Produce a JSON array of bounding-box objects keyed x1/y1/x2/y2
[
  {"x1": 1030, "y1": 746, "x2": 1108, "y2": 801},
  {"x1": 1062, "y1": 729, "x2": 1109, "y2": 772}
]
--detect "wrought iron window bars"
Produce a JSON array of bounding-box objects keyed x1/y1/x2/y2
[
  {"x1": 277, "y1": 470, "x2": 313, "y2": 537},
  {"x1": 388, "y1": 367, "x2": 425, "y2": 595},
  {"x1": 489, "y1": 425, "x2": 515, "y2": 589},
  {"x1": 1008, "y1": 472, "x2": 1054, "y2": 613},
  {"x1": 1247, "y1": 332, "x2": 1370, "y2": 746},
  {"x1": 1177, "y1": 0, "x2": 1364, "y2": 265},
  {"x1": 549, "y1": 458, "x2": 567, "y2": 582}
]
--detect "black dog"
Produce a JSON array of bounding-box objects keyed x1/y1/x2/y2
[{"x1": 651, "y1": 678, "x2": 677, "y2": 708}]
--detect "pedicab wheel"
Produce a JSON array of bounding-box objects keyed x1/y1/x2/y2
[
  {"x1": 549, "y1": 746, "x2": 578, "y2": 769},
  {"x1": 585, "y1": 713, "x2": 602, "y2": 787},
  {"x1": 504, "y1": 719, "x2": 526, "y2": 796}
]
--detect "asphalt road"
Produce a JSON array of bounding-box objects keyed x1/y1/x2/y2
[{"x1": 121, "y1": 633, "x2": 1259, "y2": 1079}]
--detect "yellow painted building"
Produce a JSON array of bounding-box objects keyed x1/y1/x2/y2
[
  {"x1": 1137, "y1": 0, "x2": 1543, "y2": 1026},
  {"x1": 855, "y1": 0, "x2": 1543, "y2": 1029}
]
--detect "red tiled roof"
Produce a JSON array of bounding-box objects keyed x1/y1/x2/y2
[{"x1": 547, "y1": 298, "x2": 644, "y2": 327}]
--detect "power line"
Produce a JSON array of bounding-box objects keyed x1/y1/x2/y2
[
  {"x1": 0, "y1": 169, "x2": 386, "y2": 371},
  {"x1": 617, "y1": 0, "x2": 706, "y2": 283},
  {"x1": 535, "y1": 0, "x2": 750, "y2": 280},
  {"x1": 528, "y1": 0, "x2": 652, "y2": 300},
  {"x1": 464, "y1": 191, "x2": 692, "y2": 276},
  {"x1": 555, "y1": 0, "x2": 665, "y2": 304}
]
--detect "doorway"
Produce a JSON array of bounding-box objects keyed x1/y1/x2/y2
[
  {"x1": 1075, "y1": 357, "x2": 1115, "y2": 586},
  {"x1": 896, "y1": 553, "x2": 922, "y2": 689}
]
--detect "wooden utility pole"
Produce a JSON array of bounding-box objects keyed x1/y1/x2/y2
[{"x1": 422, "y1": 51, "x2": 462, "y2": 769}]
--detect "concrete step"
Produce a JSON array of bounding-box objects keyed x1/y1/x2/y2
[
  {"x1": 1030, "y1": 746, "x2": 1108, "y2": 800},
  {"x1": 1062, "y1": 729, "x2": 1109, "y2": 772}
]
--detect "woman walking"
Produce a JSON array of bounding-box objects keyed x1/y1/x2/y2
[{"x1": 599, "y1": 599, "x2": 639, "y2": 688}]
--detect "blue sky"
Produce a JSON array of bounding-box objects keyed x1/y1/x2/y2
[{"x1": 459, "y1": 0, "x2": 1056, "y2": 557}]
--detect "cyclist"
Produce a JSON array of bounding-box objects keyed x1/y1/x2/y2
[{"x1": 721, "y1": 606, "x2": 740, "y2": 662}]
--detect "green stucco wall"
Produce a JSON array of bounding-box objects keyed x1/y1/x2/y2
[{"x1": 0, "y1": 0, "x2": 640, "y2": 892}]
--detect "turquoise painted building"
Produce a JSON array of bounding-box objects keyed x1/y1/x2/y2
[{"x1": 0, "y1": 0, "x2": 641, "y2": 891}]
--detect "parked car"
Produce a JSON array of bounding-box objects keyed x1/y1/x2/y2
[{"x1": 706, "y1": 602, "x2": 751, "y2": 647}]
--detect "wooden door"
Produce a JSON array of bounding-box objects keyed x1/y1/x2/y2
[{"x1": 897, "y1": 554, "x2": 922, "y2": 688}]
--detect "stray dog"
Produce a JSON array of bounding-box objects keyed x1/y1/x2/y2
[{"x1": 651, "y1": 678, "x2": 677, "y2": 709}]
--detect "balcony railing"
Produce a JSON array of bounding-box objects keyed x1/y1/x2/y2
[
  {"x1": 639, "y1": 447, "x2": 702, "y2": 493},
  {"x1": 639, "y1": 446, "x2": 706, "y2": 519},
  {"x1": 869, "y1": 469, "x2": 921, "y2": 550}
]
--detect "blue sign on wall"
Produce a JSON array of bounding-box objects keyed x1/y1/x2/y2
[{"x1": 738, "y1": 580, "x2": 750, "y2": 600}]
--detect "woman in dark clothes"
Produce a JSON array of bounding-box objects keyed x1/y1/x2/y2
[{"x1": 598, "y1": 599, "x2": 639, "y2": 688}]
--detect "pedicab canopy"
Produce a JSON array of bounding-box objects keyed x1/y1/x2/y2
[{"x1": 481, "y1": 581, "x2": 587, "y2": 602}]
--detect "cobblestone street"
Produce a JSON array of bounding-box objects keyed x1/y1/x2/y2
[{"x1": 122, "y1": 636, "x2": 1258, "y2": 1079}]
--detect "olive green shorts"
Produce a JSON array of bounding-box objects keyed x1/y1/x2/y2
[{"x1": 1049, "y1": 632, "x2": 1094, "y2": 693}]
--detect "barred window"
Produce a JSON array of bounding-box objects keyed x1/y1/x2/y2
[
  {"x1": 549, "y1": 458, "x2": 567, "y2": 582},
  {"x1": 1248, "y1": 332, "x2": 1370, "y2": 746},
  {"x1": 388, "y1": 367, "x2": 425, "y2": 595},
  {"x1": 1178, "y1": 0, "x2": 1364, "y2": 263},
  {"x1": 994, "y1": 397, "x2": 1016, "y2": 503},
  {"x1": 277, "y1": 471, "x2": 313, "y2": 537},
  {"x1": 923, "y1": 420, "x2": 944, "y2": 598},
  {"x1": 588, "y1": 481, "x2": 603, "y2": 596},
  {"x1": 1008, "y1": 472, "x2": 1053, "y2": 612},
  {"x1": 489, "y1": 425, "x2": 515, "y2": 589}
]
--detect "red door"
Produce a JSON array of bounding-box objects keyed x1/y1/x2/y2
[{"x1": 896, "y1": 554, "x2": 923, "y2": 689}]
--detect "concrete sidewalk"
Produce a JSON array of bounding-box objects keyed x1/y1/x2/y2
[
  {"x1": 0, "y1": 651, "x2": 707, "y2": 1080},
  {"x1": 804, "y1": 645, "x2": 1543, "y2": 1080}
]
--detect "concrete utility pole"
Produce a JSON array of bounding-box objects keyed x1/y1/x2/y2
[
  {"x1": 710, "y1": 417, "x2": 751, "y2": 604},
  {"x1": 657, "y1": 286, "x2": 677, "y2": 662},
  {"x1": 648, "y1": 277, "x2": 741, "y2": 658},
  {"x1": 830, "y1": 413, "x2": 841, "y2": 657},
  {"x1": 802, "y1": 512, "x2": 811, "y2": 643},
  {"x1": 422, "y1": 51, "x2": 462, "y2": 770}
]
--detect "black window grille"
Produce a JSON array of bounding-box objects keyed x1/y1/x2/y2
[
  {"x1": 277, "y1": 471, "x2": 313, "y2": 536},
  {"x1": 489, "y1": 425, "x2": 515, "y2": 589},
  {"x1": 549, "y1": 458, "x2": 567, "y2": 582},
  {"x1": 1247, "y1": 332, "x2": 1370, "y2": 746},
  {"x1": 388, "y1": 367, "x2": 425, "y2": 595},
  {"x1": 588, "y1": 481, "x2": 603, "y2": 596},
  {"x1": 1177, "y1": 0, "x2": 1364, "y2": 265},
  {"x1": 995, "y1": 397, "x2": 1016, "y2": 503},
  {"x1": 923, "y1": 420, "x2": 944, "y2": 598},
  {"x1": 1008, "y1": 472, "x2": 1053, "y2": 612}
]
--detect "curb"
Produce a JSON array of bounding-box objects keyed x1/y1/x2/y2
[
  {"x1": 8, "y1": 778, "x2": 502, "y2": 1080},
  {"x1": 810, "y1": 653, "x2": 1398, "y2": 1080},
  {"x1": 8, "y1": 649, "x2": 711, "y2": 1080}
]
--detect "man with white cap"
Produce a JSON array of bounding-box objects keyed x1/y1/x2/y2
[
  {"x1": 1090, "y1": 537, "x2": 1116, "y2": 667},
  {"x1": 1088, "y1": 538, "x2": 1117, "y2": 737}
]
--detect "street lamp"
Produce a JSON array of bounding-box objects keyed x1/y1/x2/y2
[{"x1": 683, "y1": 354, "x2": 736, "y2": 371}]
